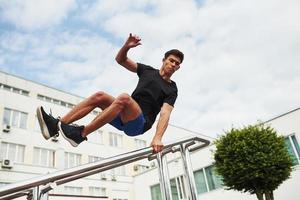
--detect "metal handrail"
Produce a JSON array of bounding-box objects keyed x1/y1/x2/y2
[{"x1": 0, "y1": 136, "x2": 210, "y2": 199}]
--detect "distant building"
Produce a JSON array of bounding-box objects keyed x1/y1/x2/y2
[{"x1": 133, "y1": 108, "x2": 300, "y2": 200}]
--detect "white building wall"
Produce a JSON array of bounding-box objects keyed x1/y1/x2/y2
[
  {"x1": 0, "y1": 71, "x2": 148, "y2": 199},
  {"x1": 133, "y1": 109, "x2": 300, "y2": 200}
]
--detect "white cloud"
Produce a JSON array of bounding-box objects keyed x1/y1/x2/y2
[{"x1": 0, "y1": 0, "x2": 76, "y2": 30}]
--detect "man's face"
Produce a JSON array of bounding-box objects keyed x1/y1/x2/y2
[{"x1": 162, "y1": 55, "x2": 181, "y2": 75}]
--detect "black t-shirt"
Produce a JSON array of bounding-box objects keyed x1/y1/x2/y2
[{"x1": 131, "y1": 63, "x2": 178, "y2": 133}]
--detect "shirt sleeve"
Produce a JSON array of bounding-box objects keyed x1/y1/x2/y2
[
  {"x1": 137, "y1": 63, "x2": 154, "y2": 77},
  {"x1": 164, "y1": 82, "x2": 178, "y2": 107},
  {"x1": 164, "y1": 92, "x2": 177, "y2": 107}
]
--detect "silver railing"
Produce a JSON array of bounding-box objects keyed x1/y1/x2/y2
[{"x1": 0, "y1": 136, "x2": 210, "y2": 200}]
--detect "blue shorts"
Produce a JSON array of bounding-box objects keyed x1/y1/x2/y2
[{"x1": 109, "y1": 113, "x2": 145, "y2": 136}]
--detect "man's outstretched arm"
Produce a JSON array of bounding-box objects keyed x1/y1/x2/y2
[
  {"x1": 115, "y1": 33, "x2": 141, "y2": 73},
  {"x1": 151, "y1": 103, "x2": 174, "y2": 153}
]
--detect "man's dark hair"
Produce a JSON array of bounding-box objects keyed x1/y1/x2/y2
[{"x1": 164, "y1": 49, "x2": 184, "y2": 63}]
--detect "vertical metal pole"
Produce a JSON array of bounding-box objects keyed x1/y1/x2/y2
[
  {"x1": 41, "y1": 192, "x2": 49, "y2": 200},
  {"x1": 180, "y1": 144, "x2": 198, "y2": 200},
  {"x1": 32, "y1": 186, "x2": 40, "y2": 200},
  {"x1": 162, "y1": 153, "x2": 173, "y2": 200},
  {"x1": 156, "y1": 152, "x2": 173, "y2": 200}
]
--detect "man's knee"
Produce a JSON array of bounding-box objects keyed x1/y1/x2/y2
[
  {"x1": 115, "y1": 93, "x2": 132, "y2": 107},
  {"x1": 89, "y1": 91, "x2": 109, "y2": 105}
]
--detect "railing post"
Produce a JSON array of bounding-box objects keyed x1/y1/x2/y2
[
  {"x1": 32, "y1": 186, "x2": 40, "y2": 200},
  {"x1": 156, "y1": 152, "x2": 173, "y2": 200},
  {"x1": 180, "y1": 144, "x2": 198, "y2": 200}
]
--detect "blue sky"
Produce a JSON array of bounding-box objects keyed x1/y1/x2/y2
[{"x1": 1, "y1": 0, "x2": 300, "y2": 137}]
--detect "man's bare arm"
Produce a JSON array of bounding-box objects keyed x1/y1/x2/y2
[
  {"x1": 115, "y1": 33, "x2": 141, "y2": 73},
  {"x1": 151, "y1": 103, "x2": 174, "y2": 153}
]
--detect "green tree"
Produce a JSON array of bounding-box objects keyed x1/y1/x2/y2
[{"x1": 214, "y1": 124, "x2": 293, "y2": 200}]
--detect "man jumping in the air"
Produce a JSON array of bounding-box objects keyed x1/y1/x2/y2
[{"x1": 37, "y1": 33, "x2": 184, "y2": 153}]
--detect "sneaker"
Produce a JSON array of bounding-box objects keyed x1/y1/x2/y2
[
  {"x1": 36, "y1": 106, "x2": 59, "y2": 140},
  {"x1": 58, "y1": 121, "x2": 87, "y2": 147}
]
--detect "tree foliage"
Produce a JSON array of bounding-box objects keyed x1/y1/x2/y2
[{"x1": 214, "y1": 124, "x2": 293, "y2": 200}]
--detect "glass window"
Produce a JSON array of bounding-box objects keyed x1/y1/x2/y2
[
  {"x1": 21, "y1": 90, "x2": 29, "y2": 96},
  {"x1": 150, "y1": 184, "x2": 162, "y2": 200},
  {"x1": 194, "y1": 165, "x2": 223, "y2": 195},
  {"x1": 12, "y1": 110, "x2": 19, "y2": 127},
  {"x1": 3, "y1": 84, "x2": 11, "y2": 91},
  {"x1": 0, "y1": 83, "x2": 29, "y2": 96},
  {"x1": 12, "y1": 87, "x2": 20, "y2": 93},
  {"x1": 194, "y1": 169, "x2": 208, "y2": 194},
  {"x1": 33, "y1": 147, "x2": 55, "y2": 167},
  {"x1": 88, "y1": 130, "x2": 104, "y2": 144},
  {"x1": 168, "y1": 176, "x2": 186, "y2": 200},
  {"x1": 89, "y1": 186, "x2": 106, "y2": 196},
  {"x1": 285, "y1": 135, "x2": 300, "y2": 165},
  {"x1": 109, "y1": 132, "x2": 123, "y2": 147},
  {"x1": 205, "y1": 166, "x2": 223, "y2": 190},
  {"x1": 0, "y1": 142, "x2": 25, "y2": 163},
  {"x1": 170, "y1": 178, "x2": 179, "y2": 200},
  {"x1": 3, "y1": 109, "x2": 11, "y2": 125},
  {"x1": 64, "y1": 152, "x2": 81, "y2": 168},
  {"x1": 16, "y1": 145, "x2": 25, "y2": 163},
  {"x1": 2, "y1": 108, "x2": 28, "y2": 129},
  {"x1": 19, "y1": 112, "x2": 28, "y2": 129},
  {"x1": 64, "y1": 186, "x2": 82, "y2": 195},
  {"x1": 88, "y1": 155, "x2": 104, "y2": 163},
  {"x1": 135, "y1": 139, "x2": 147, "y2": 149},
  {"x1": 292, "y1": 135, "x2": 300, "y2": 157}
]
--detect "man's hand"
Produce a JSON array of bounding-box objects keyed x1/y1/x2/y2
[
  {"x1": 124, "y1": 33, "x2": 141, "y2": 49},
  {"x1": 151, "y1": 138, "x2": 164, "y2": 153}
]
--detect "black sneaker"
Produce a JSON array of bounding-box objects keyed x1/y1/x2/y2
[
  {"x1": 36, "y1": 106, "x2": 59, "y2": 140},
  {"x1": 58, "y1": 121, "x2": 87, "y2": 147}
]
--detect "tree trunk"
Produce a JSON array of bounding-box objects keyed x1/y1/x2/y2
[
  {"x1": 271, "y1": 191, "x2": 274, "y2": 200},
  {"x1": 255, "y1": 191, "x2": 264, "y2": 200},
  {"x1": 265, "y1": 192, "x2": 270, "y2": 200},
  {"x1": 264, "y1": 190, "x2": 274, "y2": 200}
]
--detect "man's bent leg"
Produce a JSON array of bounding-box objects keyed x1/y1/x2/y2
[
  {"x1": 82, "y1": 93, "x2": 142, "y2": 137},
  {"x1": 61, "y1": 91, "x2": 115, "y2": 124}
]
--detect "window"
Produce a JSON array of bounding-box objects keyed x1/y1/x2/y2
[
  {"x1": 0, "y1": 142, "x2": 25, "y2": 163},
  {"x1": 194, "y1": 169, "x2": 207, "y2": 194},
  {"x1": 151, "y1": 184, "x2": 162, "y2": 200},
  {"x1": 285, "y1": 134, "x2": 300, "y2": 166},
  {"x1": 64, "y1": 152, "x2": 81, "y2": 168},
  {"x1": 0, "y1": 83, "x2": 29, "y2": 96},
  {"x1": 88, "y1": 155, "x2": 104, "y2": 163},
  {"x1": 170, "y1": 176, "x2": 186, "y2": 200},
  {"x1": 109, "y1": 132, "x2": 123, "y2": 147},
  {"x1": 89, "y1": 186, "x2": 106, "y2": 196},
  {"x1": 33, "y1": 147, "x2": 55, "y2": 167},
  {"x1": 205, "y1": 165, "x2": 223, "y2": 190},
  {"x1": 135, "y1": 139, "x2": 147, "y2": 149},
  {"x1": 194, "y1": 165, "x2": 223, "y2": 194},
  {"x1": 3, "y1": 108, "x2": 28, "y2": 129},
  {"x1": 111, "y1": 166, "x2": 126, "y2": 176},
  {"x1": 37, "y1": 94, "x2": 75, "y2": 108},
  {"x1": 151, "y1": 175, "x2": 186, "y2": 200},
  {"x1": 88, "y1": 130, "x2": 104, "y2": 144},
  {"x1": 64, "y1": 186, "x2": 82, "y2": 195}
]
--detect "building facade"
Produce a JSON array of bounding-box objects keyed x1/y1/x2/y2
[{"x1": 133, "y1": 108, "x2": 300, "y2": 200}]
